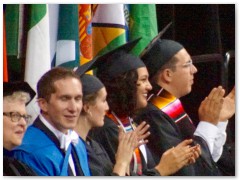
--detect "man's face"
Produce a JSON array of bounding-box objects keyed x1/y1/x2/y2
[
  {"x1": 3, "y1": 99, "x2": 27, "y2": 150},
  {"x1": 40, "y1": 77, "x2": 83, "y2": 134},
  {"x1": 169, "y1": 48, "x2": 198, "y2": 98}
]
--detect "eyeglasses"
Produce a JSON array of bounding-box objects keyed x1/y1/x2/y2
[
  {"x1": 3, "y1": 112, "x2": 31, "y2": 123},
  {"x1": 174, "y1": 60, "x2": 193, "y2": 69},
  {"x1": 181, "y1": 60, "x2": 193, "y2": 68}
]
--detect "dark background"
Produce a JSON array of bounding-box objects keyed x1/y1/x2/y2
[{"x1": 155, "y1": 4, "x2": 235, "y2": 147}]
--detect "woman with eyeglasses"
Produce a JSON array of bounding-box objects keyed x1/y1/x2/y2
[{"x1": 3, "y1": 82, "x2": 37, "y2": 176}]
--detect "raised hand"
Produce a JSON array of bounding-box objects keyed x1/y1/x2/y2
[
  {"x1": 133, "y1": 121, "x2": 150, "y2": 147},
  {"x1": 219, "y1": 86, "x2": 235, "y2": 121},
  {"x1": 113, "y1": 127, "x2": 138, "y2": 176},
  {"x1": 155, "y1": 139, "x2": 201, "y2": 176},
  {"x1": 198, "y1": 86, "x2": 225, "y2": 125}
]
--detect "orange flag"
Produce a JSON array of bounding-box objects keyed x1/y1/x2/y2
[
  {"x1": 78, "y1": 4, "x2": 92, "y2": 66},
  {"x1": 3, "y1": 13, "x2": 8, "y2": 82}
]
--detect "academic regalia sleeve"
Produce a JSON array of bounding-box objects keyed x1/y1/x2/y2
[
  {"x1": 136, "y1": 103, "x2": 222, "y2": 176},
  {"x1": 87, "y1": 138, "x2": 114, "y2": 176},
  {"x1": 135, "y1": 103, "x2": 195, "y2": 176},
  {"x1": 90, "y1": 115, "x2": 160, "y2": 176},
  {"x1": 89, "y1": 116, "x2": 119, "y2": 165},
  {"x1": 13, "y1": 125, "x2": 69, "y2": 176},
  {"x1": 3, "y1": 156, "x2": 37, "y2": 176}
]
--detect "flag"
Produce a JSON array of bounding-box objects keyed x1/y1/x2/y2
[
  {"x1": 5, "y1": 4, "x2": 24, "y2": 79},
  {"x1": 48, "y1": 4, "x2": 59, "y2": 63},
  {"x1": 24, "y1": 4, "x2": 51, "y2": 123},
  {"x1": 54, "y1": 4, "x2": 80, "y2": 68},
  {"x1": 5, "y1": 4, "x2": 19, "y2": 57},
  {"x1": 129, "y1": 4, "x2": 158, "y2": 56},
  {"x1": 92, "y1": 4, "x2": 127, "y2": 57},
  {"x1": 3, "y1": 10, "x2": 8, "y2": 82},
  {"x1": 79, "y1": 4, "x2": 92, "y2": 66}
]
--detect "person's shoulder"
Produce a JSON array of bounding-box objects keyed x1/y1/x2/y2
[
  {"x1": 3, "y1": 156, "x2": 37, "y2": 176},
  {"x1": 137, "y1": 103, "x2": 166, "y2": 119},
  {"x1": 14, "y1": 126, "x2": 58, "y2": 154},
  {"x1": 89, "y1": 115, "x2": 119, "y2": 140},
  {"x1": 102, "y1": 115, "x2": 118, "y2": 129}
]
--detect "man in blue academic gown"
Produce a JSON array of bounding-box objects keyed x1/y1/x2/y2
[{"x1": 13, "y1": 67, "x2": 91, "y2": 176}]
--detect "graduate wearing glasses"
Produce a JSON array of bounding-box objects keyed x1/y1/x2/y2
[
  {"x1": 135, "y1": 38, "x2": 235, "y2": 175},
  {"x1": 89, "y1": 39, "x2": 201, "y2": 176},
  {"x1": 3, "y1": 82, "x2": 37, "y2": 176}
]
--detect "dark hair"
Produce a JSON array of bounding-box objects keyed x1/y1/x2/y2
[
  {"x1": 98, "y1": 69, "x2": 138, "y2": 117},
  {"x1": 37, "y1": 67, "x2": 81, "y2": 102},
  {"x1": 150, "y1": 55, "x2": 178, "y2": 85}
]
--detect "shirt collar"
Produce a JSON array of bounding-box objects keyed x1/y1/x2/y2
[{"x1": 39, "y1": 114, "x2": 79, "y2": 151}]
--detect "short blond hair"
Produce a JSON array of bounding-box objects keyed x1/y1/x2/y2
[{"x1": 4, "y1": 91, "x2": 30, "y2": 104}]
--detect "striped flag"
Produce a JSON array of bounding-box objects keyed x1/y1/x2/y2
[
  {"x1": 79, "y1": 4, "x2": 93, "y2": 66},
  {"x1": 24, "y1": 4, "x2": 51, "y2": 123},
  {"x1": 54, "y1": 4, "x2": 80, "y2": 68},
  {"x1": 92, "y1": 4, "x2": 127, "y2": 57},
  {"x1": 3, "y1": 11, "x2": 8, "y2": 82},
  {"x1": 129, "y1": 4, "x2": 158, "y2": 56}
]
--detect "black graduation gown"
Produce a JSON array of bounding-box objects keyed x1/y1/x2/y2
[
  {"x1": 134, "y1": 103, "x2": 222, "y2": 176},
  {"x1": 89, "y1": 116, "x2": 160, "y2": 176},
  {"x1": 3, "y1": 148, "x2": 37, "y2": 176},
  {"x1": 86, "y1": 137, "x2": 115, "y2": 176}
]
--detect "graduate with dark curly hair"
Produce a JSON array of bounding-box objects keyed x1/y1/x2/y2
[{"x1": 89, "y1": 39, "x2": 200, "y2": 176}]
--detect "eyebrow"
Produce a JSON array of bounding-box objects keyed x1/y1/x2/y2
[{"x1": 138, "y1": 74, "x2": 149, "y2": 79}]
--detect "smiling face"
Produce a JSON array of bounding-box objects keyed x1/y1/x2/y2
[
  {"x1": 3, "y1": 98, "x2": 27, "y2": 150},
  {"x1": 38, "y1": 77, "x2": 83, "y2": 134},
  {"x1": 135, "y1": 67, "x2": 152, "y2": 110}
]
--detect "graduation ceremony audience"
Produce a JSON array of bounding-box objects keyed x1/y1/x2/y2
[
  {"x1": 74, "y1": 73, "x2": 145, "y2": 176},
  {"x1": 4, "y1": 38, "x2": 234, "y2": 177},
  {"x1": 89, "y1": 38, "x2": 201, "y2": 176}
]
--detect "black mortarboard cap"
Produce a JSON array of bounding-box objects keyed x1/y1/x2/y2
[
  {"x1": 95, "y1": 38, "x2": 145, "y2": 79},
  {"x1": 75, "y1": 38, "x2": 145, "y2": 80},
  {"x1": 141, "y1": 39, "x2": 184, "y2": 78},
  {"x1": 81, "y1": 74, "x2": 104, "y2": 96},
  {"x1": 75, "y1": 57, "x2": 100, "y2": 76},
  {"x1": 3, "y1": 82, "x2": 36, "y2": 104}
]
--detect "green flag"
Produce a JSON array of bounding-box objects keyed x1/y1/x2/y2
[
  {"x1": 55, "y1": 4, "x2": 80, "y2": 68},
  {"x1": 5, "y1": 4, "x2": 19, "y2": 56},
  {"x1": 129, "y1": 4, "x2": 158, "y2": 56}
]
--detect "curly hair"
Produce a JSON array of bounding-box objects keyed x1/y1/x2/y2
[
  {"x1": 4, "y1": 91, "x2": 30, "y2": 104},
  {"x1": 98, "y1": 69, "x2": 138, "y2": 117}
]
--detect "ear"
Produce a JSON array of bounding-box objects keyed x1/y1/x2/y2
[
  {"x1": 82, "y1": 103, "x2": 90, "y2": 114},
  {"x1": 37, "y1": 98, "x2": 48, "y2": 113},
  {"x1": 162, "y1": 68, "x2": 173, "y2": 83}
]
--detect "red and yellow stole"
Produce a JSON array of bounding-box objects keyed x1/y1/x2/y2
[{"x1": 149, "y1": 87, "x2": 196, "y2": 139}]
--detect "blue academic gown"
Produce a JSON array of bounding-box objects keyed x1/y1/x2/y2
[{"x1": 13, "y1": 117, "x2": 91, "y2": 176}]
